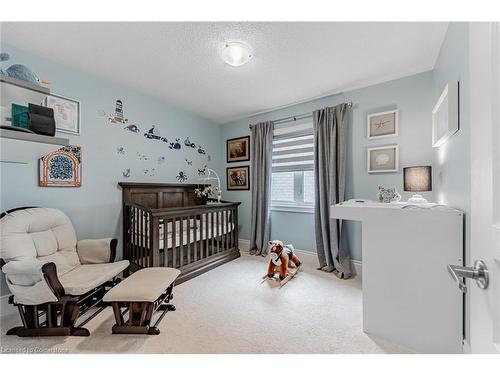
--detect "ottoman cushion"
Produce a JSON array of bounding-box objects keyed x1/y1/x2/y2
[{"x1": 103, "y1": 267, "x2": 180, "y2": 303}]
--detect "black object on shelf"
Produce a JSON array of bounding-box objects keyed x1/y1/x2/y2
[
  {"x1": 28, "y1": 103, "x2": 55, "y2": 136},
  {"x1": 0, "y1": 125, "x2": 35, "y2": 134}
]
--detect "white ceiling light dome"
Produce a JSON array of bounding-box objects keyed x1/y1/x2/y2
[{"x1": 222, "y1": 41, "x2": 253, "y2": 67}]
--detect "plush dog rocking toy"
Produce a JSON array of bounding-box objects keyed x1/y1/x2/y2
[{"x1": 261, "y1": 240, "x2": 302, "y2": 288}]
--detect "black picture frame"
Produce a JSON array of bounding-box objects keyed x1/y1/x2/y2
[
  {"x1": 226, "y1": 166, "x2": 250, "y2": 190},
  {"x1": 226, "y1": 135, "x2": 250, "y2": 163}
]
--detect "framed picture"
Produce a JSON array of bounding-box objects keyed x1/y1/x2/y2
[
  {"x1": 367, "y1": 145, "x2": 399, "y2": 173},
  {"x1": 227, "y1": 136, "x2": 250, "y2": 162},
  {"x1": 39, "y1": 145, "x2": 82, "y2": 187},
  {"x1": 432, "y1": 81, "x2": 459, "y2": 147},
  {"x1": 227, "y1": 165, "x2": 250, "y2": 190},
  {"x1": 367, "y1": 109, "x2": 398, "y2": 139},
  {"x1": 44, "y1": 93, "x2": 81, "y2": 135}
]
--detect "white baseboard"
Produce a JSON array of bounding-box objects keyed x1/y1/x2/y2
[{"x1": 238, "y1": 238, "x2": 362, "y2": 279}]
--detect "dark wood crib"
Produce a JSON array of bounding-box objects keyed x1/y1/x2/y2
[{"x1": 119, "y1": 182, "x2": 241, "y2": 284}]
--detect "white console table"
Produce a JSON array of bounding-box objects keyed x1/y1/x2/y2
[{"x1": 331, "y1": 201, "x2": 464, "y2": 353}]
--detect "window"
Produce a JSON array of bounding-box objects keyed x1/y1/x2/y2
[{"x1": 271, "y1": 123, "x2": 315, "y2": 211}]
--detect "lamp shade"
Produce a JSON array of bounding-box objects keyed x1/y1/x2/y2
[{"x1": 403, "y1": 166, "x2": 432, "y2": 192}]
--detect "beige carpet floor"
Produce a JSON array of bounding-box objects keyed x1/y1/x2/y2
[{"x1": 0, "y1": 253, "x2": 407, "y2": 354}]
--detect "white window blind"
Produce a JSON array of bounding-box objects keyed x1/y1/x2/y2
[{"x1": 272, "y1": 122, "x2": 314, "y2": 172}]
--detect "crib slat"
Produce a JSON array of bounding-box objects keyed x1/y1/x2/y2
[
  {"x1": 216, "y1": 209, "x2": 220, "y2": 254},
  {"x1": 225, "y1": 209, "x2": 229, "y2": 252},
  {"x1": 194, "y1": 215, "x2": 198, "y2": 262},
  {"x1": 180, "y1": 217, "x2": 184, "y2": 267},
  {"x1": 210, "y1": 212, "x2": 214, "y2": 256},
  {"x1": 187, "y1": 216, "x2": 191, "y2": 264},
  {"x1": 232, "y1": 208, "x2": 236, "y2": 248},
  {"x1": 163, "y1": 219, "x2": 167, "y2": 267},
  {"x1": 200, "y1": 213, "x2": 205, "y2": 259},
  {"x1": 140, "y1": 208, "x2": 145, "y2": 267},
  {"x1": 172, "y1": 218, "x2": 177, "y2": 268},
  {"x1": 205, "y1": 213, "x2": 210, "y2": 258},
  {"x1": 133, "y1": 207, "x2": 138, "y2": 266}
]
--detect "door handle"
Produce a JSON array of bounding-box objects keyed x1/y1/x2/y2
[{"x1": 447, "y1": 260, "x2": 489, "y2": 293}]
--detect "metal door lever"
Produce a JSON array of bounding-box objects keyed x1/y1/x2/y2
[{"x1": 447, "y1": 260, "x2": 489, "y2": 293}]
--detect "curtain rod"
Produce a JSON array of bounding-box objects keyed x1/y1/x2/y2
[{"x1": 248, "y1": 101, "x2": 353, "y2": 129}]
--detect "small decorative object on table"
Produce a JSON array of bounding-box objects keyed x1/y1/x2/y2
[
  {"x1": 377, "y1": 186, "x2": 401, "y2": 203},
  {"x1": 193, "y1": 186, "x2": 220, "y2": 205},
  {"x1": 261, "y1": 240, "x2": 302, "y2": 288}
]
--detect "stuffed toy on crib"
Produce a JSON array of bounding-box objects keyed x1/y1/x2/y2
[{"x1": 263, "y1": 240, "x2": 302, "y2": 287}]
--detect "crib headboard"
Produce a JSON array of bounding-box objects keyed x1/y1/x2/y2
[{"x1": 118, "y1": 182, "x2": 208, "y2": 209}]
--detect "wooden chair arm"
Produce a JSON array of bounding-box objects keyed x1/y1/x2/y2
[
  {"x1": 41, "y1": 262, "x2": 66, "y2": 299},
  {"x1": 109, "y1": 238, "x2": 118, "y2": 263}
]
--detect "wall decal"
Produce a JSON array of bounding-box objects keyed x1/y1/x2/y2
[
  {"x1": 39, "y1": 145, "x2": 82, "y2": 187},
  {"x1": 137, "y1": 152, "x2": 148, "y2": 161},
  {"x1": 143, "y1": 168, "x2": 156, "y2": 177},
  {"x1": 197, "y1": 146, "x2": 206, "y2": 154},
  {"x1": 184, "y1": 137, "x2": 196, "y2": 148},
  {"x1": 169, "y1": 138, "x2": 181, "y2": 150},
  {"x1": 158, "y1": 156, "x2": 166, "y2": 164},
  {"x1": 144, "y1": 125, "x2": 168, "y2": 143},
  {"x1": 176, "y1": 171, "x2": 188, "y2": 182},
  {"x1": 108, "y1": 100, "x2": 128, "y2": 124},
  {"x1": 124, "y1": 124, "x2": 140, "y2": 133},
  {"x1": 122, "y1": 169, "x2": 131, "y2": 178},
  {"x1": 185, "y1": 158, "x2": 192, "y2": 166},
  {"x1": 198, "y1": 165, "x2": 207, "y2": 176},
  {"x1": 116, "y1": 147, "x2": 125, "y2": 155}
]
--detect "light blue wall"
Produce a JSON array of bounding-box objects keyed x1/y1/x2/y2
[
  {"x1": 431, "y1": 22, "x2": 471, "y2": 342},
  {"x1": 0, "y1": 44, "x2": 223, "y2": 295},
  {"x1": 221, "y1": 71, "x2": 436, "y2": 260},
  {"x1": 432, "y1": 22, "x2": 470, "y2": 240}
]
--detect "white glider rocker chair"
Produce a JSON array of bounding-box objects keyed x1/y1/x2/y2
[{"x1": 0, "y1": 207, "x2": 129, "y2": 337}]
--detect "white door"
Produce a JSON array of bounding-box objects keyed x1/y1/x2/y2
[{"x1": 469, "y1": 22, "x2": 500, "y2": 354}]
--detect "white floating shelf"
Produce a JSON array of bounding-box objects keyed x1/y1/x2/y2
[{"x1": 0, "y1": 128, "x2": 69, "y2": 164}]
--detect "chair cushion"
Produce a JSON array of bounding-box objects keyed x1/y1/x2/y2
[
  {"x1": 0, "y1": 208, "x2": 79, "y2": 274},
  {"x1": 58, "y1": 260, "x2": 129, "y2": 296},
  {"x1": 103, "y1": 267, "x2": 180, "y2": 303}
]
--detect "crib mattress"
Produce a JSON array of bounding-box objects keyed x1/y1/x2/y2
[{"x1": 131, "y1": 220, "x2": 234, "y2": 250}]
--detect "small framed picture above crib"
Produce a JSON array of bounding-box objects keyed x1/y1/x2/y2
[
  {"x1": 227, "y1": 165, "x2": 250, "y2": 190},
  {"x1": 227, "y1": 136, "x2": 250, "y2": 163}
]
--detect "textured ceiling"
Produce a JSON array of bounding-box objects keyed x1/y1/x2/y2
[{"x1": 1, "y1": 22, "x2": 448, "y2": 124}]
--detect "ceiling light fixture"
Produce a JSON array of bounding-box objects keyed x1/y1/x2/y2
[{"x1": 222, "y1": 41, "x2": 252, "y2": 67}]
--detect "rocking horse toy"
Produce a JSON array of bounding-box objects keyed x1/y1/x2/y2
[{"x1": 261, "y1": 240, "x2": 302, "y2": 288}]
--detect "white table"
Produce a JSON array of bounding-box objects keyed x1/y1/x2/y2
[{"x1": 331, "y1": 200, "x2": 464, "y2": 353}]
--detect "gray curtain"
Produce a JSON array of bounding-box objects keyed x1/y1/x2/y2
[
  {"x1": 249, "y1": 121, "x2": 274, "y2": 256},
  {"x1": 313, "y1": 104, "x2": 351, "y2": 278}
]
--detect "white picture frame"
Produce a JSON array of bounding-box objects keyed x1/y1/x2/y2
[
  {"x1": 367, "y1": 109, "x2": 399, "y2": 139},
  {"x1": 367, "y1": 145, "x2": 399, "y2": 173},
  {"x1": 432, "y1": 81, "x2": 459, "y2": 147},
  {"x1": 44, "y1": 93, "x2": 81, "y2": 135}
]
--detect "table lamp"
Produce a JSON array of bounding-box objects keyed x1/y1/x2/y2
[{"x1": 403, "y1": 166, "x2": 432, "y2": 203}]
